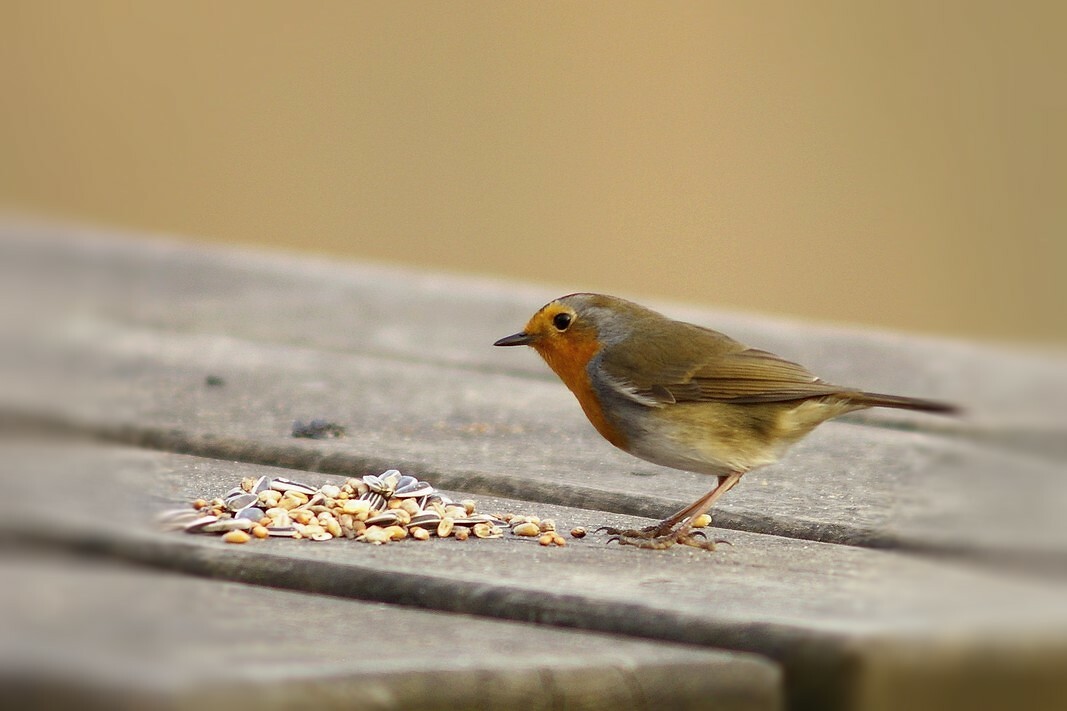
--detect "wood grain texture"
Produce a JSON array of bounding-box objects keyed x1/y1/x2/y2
[{"x1": 3, "y1": 442, "x2": 1065, "y2": 711}]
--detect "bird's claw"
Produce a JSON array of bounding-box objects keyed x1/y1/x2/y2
[
  {"x1": 603, "y1": 528, "x2": 725, "y2": 552},
  {"x1": 595, "y1": 522, "x2": 671, "y2": 538}
]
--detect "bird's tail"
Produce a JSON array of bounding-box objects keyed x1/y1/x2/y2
[{"x1": 849, "y1": 391, "x2": 959, "y2": 415}]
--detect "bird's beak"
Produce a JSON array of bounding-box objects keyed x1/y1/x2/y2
[{"x1": 493, "y1": 331, "x2": 533, "y2": 347}]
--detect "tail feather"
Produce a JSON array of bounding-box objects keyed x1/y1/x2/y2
[{"x1": 849, "y1": 391, "x2": 959, "y2": 415}]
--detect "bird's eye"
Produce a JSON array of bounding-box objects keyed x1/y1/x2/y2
[{"x1": 552, "y1": 312, "x2": 572, "y2": 331}]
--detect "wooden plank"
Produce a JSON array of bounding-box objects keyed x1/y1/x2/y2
[
  {"x1": 2, "y1": 316, "x2": 1064, "y2": 565},
  {"x1": 1, "y1": 554, "x2": 780, "y2": 711},
  {"x1": 2, "y1": 220, "x2": 1064, "y2": 438},
  {"x1": 3, "y1": 440, "x2": 1065, "y2": 711}
]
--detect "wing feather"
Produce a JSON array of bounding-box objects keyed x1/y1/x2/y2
[{"x1": 599, "y1": 323, "x2": 853, "y2": 406}]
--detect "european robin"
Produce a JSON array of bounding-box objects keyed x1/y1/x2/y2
[{"x1": 494, "y1": 293, "x2": 957, "y2": 550}]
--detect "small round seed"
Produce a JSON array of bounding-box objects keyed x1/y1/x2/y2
[
  {"x1": 473, "y1": 523, "x2": 501, "y2": 539},
  {"x1": 284, "y1": 491, "x2": 309, "y2": 505},
  {"x1": 252, "y1": 525, "x2": 269, "y2": 539},
  {"x1": 539, "y1": 519, "x2": 556, "y2": 533},
  {"x1": 538, "y1": 533, "x2": 554, "y2": 546},
  {"x1": 342, "y1": 499, "x2": 369, "y2": 516},
  {"x1": 691, "y1": 513, "x2": 712, "y2": 528},
  {"x1": 341, "y1": 495, "x2": 371, "y2": 512},
  {"x1": 453, "y1": 527, "x2": 470, "y2": 541},
  {"x1": 437, "y1": 517, "x2": 454, "y2": 538},
  {"x1": 297, "y1": 523, "x2": 325, "y2": 537},
  {"x1": 223, "y1": 529, "x2": 251, "y2": 544},
  {"x1": 461, "y1": 500, "x2": 477, "y2": 515},
  {"x1": 570, "y1": 527, "x2": 587, "y2": 539},
  {"x1": 320, "y1": 484, "x2": 341, "y2": 498},
  {"x1": 512, "y1": 522, "x2": 541, "y2": 537},
  {"x1": 410, "y1": 526, "x2": 430, "y2": 541},
  {"x1": 444, "y1": 505, "x2": 467, "y2": 520},
  {"x1": 361, "y1": 526, "x2": 390, "y2": 545}
]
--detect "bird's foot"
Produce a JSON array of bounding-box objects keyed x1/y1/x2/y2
[
  {"x1": 606, "y1": 528, "x2": 726, "y2": 551},
  {"x1": 595, "y1": 521, "x2": 672, "y2": 539},
  {"x1": 596, "y1": 513, "x2": 712, "y2": 540}
]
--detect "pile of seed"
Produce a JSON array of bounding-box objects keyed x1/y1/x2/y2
[{"x1": 159, "y1": 470, "x2": 571, "y2": 546}]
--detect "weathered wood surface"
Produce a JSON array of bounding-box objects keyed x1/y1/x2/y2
[
  {"x1": 4, "y1": 440, "x2": 1067, "y2": 711},
  {"x1": 2, "y1": 222, "x2": 1064, "y2": 431},
  {"x1": 2, "y1": 221, "x2": 1066, "y2": 710},
  {"x1": 2, "y1": 551, "x2": 780, "y2": 711},
  {"x1": 5, "y1": 316, "x2": 1065, "y2": 562},
  {"x1": 1, "y1": 225, "x2": 1063, "y2": 562}
]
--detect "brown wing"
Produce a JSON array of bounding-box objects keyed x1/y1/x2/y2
[{"x1": 599, "y1": 322, "x2": 852, "y2": 406}]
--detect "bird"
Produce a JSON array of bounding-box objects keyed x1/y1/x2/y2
[{"x1": 494, "y1": 293, "x2": 957, "y2": 550}]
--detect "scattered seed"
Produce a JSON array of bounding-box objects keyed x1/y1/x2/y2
[
  {"x1": 174, "y1": 471, "x2": 558, "y2": 549},
  {"x1": 385, "y1": 525, "x2": 408, "y2": 541},
  {"x1": 361, "y1": 526, "x2": 390, "y2": 545},
  {"x1": 691, "y1": 513, "x2": 712, "y2": 528},
  {"x1": 202, "y1": 518, "x2": 254, "y2": 533},
  {"x1": 512, "y1": 522, "x2": 541, "y2": 537},
  {"x1": 473, "y1": 523, "x2": 501, "y2": 539},
  {"x1": 223, "y1": 530, "x2": 251, "y2": 544},
  {"x1": 570, "y1": 527, "x2": 587, "y2": 539},
  {"x1": 342, "y1": 499, "x2": 370, "y2": 515}
]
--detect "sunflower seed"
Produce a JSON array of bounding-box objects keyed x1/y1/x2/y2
[{"x1": 270, "y1": 478, "x2": 317, "y2": 496}]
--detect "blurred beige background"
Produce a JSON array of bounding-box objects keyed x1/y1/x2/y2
[{"x1": 1, "y1": 1, "x2": 1063, "y2": 345}]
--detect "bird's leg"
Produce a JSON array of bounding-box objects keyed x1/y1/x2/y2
[
  {"x1": 601, "y1": 472, "x2": 742, "y2": 549},
  {"x1": 596, "y1": 492, "x2": 714, "y2": 538}
]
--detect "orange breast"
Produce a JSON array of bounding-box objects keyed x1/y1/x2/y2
[{"x1": 536, "y1": 338, "x2": 629, "y2": 450}]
